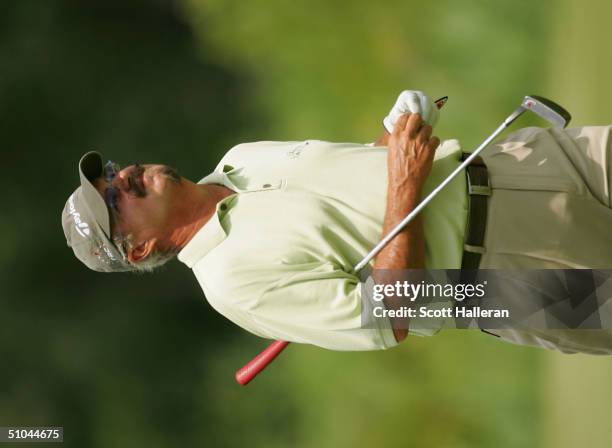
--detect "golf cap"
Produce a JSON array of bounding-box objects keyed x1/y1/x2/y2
[{"x1": 61, "y1": 151, "x2": 134, "y2": 272}]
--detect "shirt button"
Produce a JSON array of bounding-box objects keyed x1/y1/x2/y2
[{"x1": 262, "y1": 183, "x2": 272, "y2": 188}]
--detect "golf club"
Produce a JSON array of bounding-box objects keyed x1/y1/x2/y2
[{"x1": 235, "y1": 94, "x2": 571, "y2": 386}]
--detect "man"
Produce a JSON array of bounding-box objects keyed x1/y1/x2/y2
[{"x1": 62, "y1": 90, "x2": 612, "y2": 355}]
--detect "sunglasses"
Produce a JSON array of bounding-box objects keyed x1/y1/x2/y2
[
  {"x1": 103, "y1": 160, "x2": 129, "y2": 258},
  {"x1": 103, "y1": 161, "x2": 121, "y2": 213}
]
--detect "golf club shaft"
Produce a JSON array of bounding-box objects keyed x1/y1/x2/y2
[{"x1": 353, "y1": 105, "x2": 526, "y2": 272}]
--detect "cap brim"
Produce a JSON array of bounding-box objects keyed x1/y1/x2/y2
[
  {"x1": 62, "y1": 151, "x2": 134, "y2": 273},
  {"x1": 78, "y1": 151, "x2": 112, "y2": 237}
]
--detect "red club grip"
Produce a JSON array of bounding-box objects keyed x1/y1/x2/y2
[{"x1": 235, "y1": 340, "x2": 290, "y2": 385}]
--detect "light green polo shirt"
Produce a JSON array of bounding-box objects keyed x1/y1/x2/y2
[{"x1": 178, "y1": 140, "x2": 467, "y2": 350}]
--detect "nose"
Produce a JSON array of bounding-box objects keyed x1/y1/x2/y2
[{"x1": 112, "y1": 166, "x2": 133, "y2": 191}]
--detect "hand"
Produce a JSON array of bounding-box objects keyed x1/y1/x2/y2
[
  {"x1": 387, "y1": 113, "x2": 440, "y2": 194},
  {"x1": 383, "y1": 90, "x2": 439, "y2": 134}
]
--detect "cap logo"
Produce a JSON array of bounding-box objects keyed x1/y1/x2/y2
[{"x1": 68, "y1": 194, "x2": 91, "y2": 238}]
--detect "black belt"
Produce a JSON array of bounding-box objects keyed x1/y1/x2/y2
[
  {"x1": 460, "y1": 153, "x2": 490, "y2": 269},
  {"x1": 457, "y1": 154, "x2": 499, "y2": 337}
]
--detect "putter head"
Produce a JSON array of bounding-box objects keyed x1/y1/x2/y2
[{"x1": 522, "y1": 95, "x2": 571, "y2": 128}]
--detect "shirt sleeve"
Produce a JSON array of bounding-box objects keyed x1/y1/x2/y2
[{"x1": 210, "y1": 260, "x2": 399, "y2": 351}]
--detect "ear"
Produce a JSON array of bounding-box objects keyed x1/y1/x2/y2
[{"x1": 127, "y1": 238, "x2": 157, "y2": 264}]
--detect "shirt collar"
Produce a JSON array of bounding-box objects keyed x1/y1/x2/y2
[
  {"x1": 177, "y1": 160, "x2": 281, "y2": 268},
  {"x1": 177, "y1": 167, "x2": 237, "y2": 268},
  {"x1": 177, "y1": 198, "x2": 235, "y2": 268},
  {"x1": 198, "y1": 164, "x2": 237, "y2": 188}
]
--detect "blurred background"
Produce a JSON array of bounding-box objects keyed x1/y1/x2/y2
[{"x1": 1, "y1": 0, "x2": 611, "y2": 446}]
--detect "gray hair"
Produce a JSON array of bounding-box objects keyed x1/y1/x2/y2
[{"x1": 113, "y1": 233, "x2": 176, "y2": 273}]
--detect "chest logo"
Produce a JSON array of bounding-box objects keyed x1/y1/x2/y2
[{"x1": 287, "y1": 141, "x2": 310, "y2": 159}]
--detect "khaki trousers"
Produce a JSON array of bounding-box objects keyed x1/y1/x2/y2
[{"x1": 479, "y1": 125, "x2": 612, "y2": 354}]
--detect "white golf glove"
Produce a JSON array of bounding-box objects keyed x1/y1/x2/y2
[{"x1": 383, "y1": 90, "x2": 439, "y2": 133}]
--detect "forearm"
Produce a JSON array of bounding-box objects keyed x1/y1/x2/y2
[
  {"x1": 373, "y1": 185, "x2": 424, "y2": 342},
  {"x1": 371, "y1": 112, "x2": 439, "y2": 343},
  {"x1": 375, "y1": 186, "x2": 424, "y2": 269}
]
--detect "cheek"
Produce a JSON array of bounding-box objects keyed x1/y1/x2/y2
[{"x1": 120, "y1": 196, "x2": 167, "y2": 230}]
